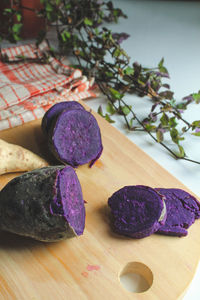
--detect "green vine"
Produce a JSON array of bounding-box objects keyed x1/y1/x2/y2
[{"x1": 0, "y1": 0, "x2": 200, "y2": 164}]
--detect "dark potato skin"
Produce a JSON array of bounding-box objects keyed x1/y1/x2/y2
[{"x1": 0, "y1": 166, "x2": 85, "y2": 242}]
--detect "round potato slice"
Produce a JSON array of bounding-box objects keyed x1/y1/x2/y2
[
  {"x1": 108, "y1": 185, "x2": 166, "y2": 239},
  {"x1": 49, "y1": 109, "x2": 103, "y2": 167},
  {"x1": 42, "y1": 101, "x2": 85, "y2": 134}
]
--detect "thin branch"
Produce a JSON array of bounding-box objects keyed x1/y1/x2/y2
[{"x1": 98, "y1": 82, "x2": 200, "y2": 165}]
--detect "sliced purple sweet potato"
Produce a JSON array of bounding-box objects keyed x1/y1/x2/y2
[
  {"x1": 108, "y1": 185, "x2": 166, "y2": 239},
  {"x1": 49, "y1": 109, "x2": 103, "y2": 167},
  {"x1": 42, "y1": 101, "x2": 85, "y2": 134},
  {"x1": 155, "y1": 188, "x2": 200, "y2": 237},
  {"x1": 0, "y1": 165, "x2": 85, "y2": 242}
]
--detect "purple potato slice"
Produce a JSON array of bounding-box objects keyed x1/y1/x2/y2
[
  {"x1": 155, "y1": 188, "x2": 200, "y2": 237},
  {"x1": 0, "y1": 166, "x2": 85, "y2": 242},
  {"x1": 42, "y1": 101, "x2": 85, "y2": 134},
  {"x1": 49, "y1": 109, "x2": 103, "y2": 167},
  {"x1": 108, "y1": 185, "x2": 166, "y2": 239}
]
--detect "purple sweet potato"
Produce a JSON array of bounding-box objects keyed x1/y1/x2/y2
[
  {"x1": 48, "y1": 109, "x2": 103, "y2": 167},
  {"x1": 155, "y1": 188, "x2": 200, "y2": 237},
  {"x1": 42, "y1": 101, "x2": 85, "y2": 134},
  {"x1": 0, "y1": 165, "x2": 85, "y2": 242},
  {"x1": 108, "y1": 185, "x2": 166, "y2": 239}
]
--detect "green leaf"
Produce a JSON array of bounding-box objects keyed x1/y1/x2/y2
[
  {"x1": 158, "y1": 58, "x2": 169, "y2": 74},
  {"x1": 16, "y1": 55, "x2": 26, "y2": 60},
  {"x1": 109, "y1": 87, "x2": 123, "y2": 100},
  {"x1": 3, "y1": 8, "x2": 12, "y2": 14},
  {"x1": 124, "y1": 66, "x2": 134, "y2": 76},
  {"x1": 105, "y1": 71, "x2": 113, "y2": 77},
  {"x1": 46, "y1": 12, "x2": 51, "y2": 20},
  {"x1": 160, "y1": 113, "x2": 169, "y2": 126},
  {"x1": 121, "y1": 105, "x2": 132, "y2": 116},
  {"x1": 65, "y1": 31, "x2": 71, "y2": 38},
  {"x1": 13, "y1": 33, "x2": 21, "y2": 41},
  {"x1": 12, "y1": 23, "x2": 22, "y2": 33},
  {"x1": 16, "y1": 13, "x2": 22, "y2": 22},
  {"x1": 192, "y1": 92, "x2": 200, "y2": 104},
  {"x1": 45, "y1": 3, "x2": 53, "y2": 12},
  {"x1": 156, "y1": 129, "x2": 163, "y2": 143},
  {"x1": 61, "y1": 32, "x2": 66, "y2": 42},
  {"x1": 113, "y1": 9, "x2": 119, "y2": 17},
  {"x1": 170, "y1": 128, "x2": 179, "y2": 143},
  {"x1": 61, "y1": 31, "x2": 71, "y2": 42},
  {"x1": 192, "y1": 132, "x2": 200, "y2": 137},
  {"x1": 169, "y1": 117, "x2": 177, "y2": 128},
  {"x1": 84, "y1": 18, "x2": 93, "y2": 26},
  {"x1": 113, "y1": 48, "x2": 121, "y2": 57},
  {"x1": 79, "y1": 51, "x2": 84, "y2": 57},
  {"x1": 65, "y1": 4, "x2": 71, "y2": 10},
  {"x1": 97, "y1": 106, "x2": 104, "y2": 117},
  {"x1": 158, "y1": 57, "x2": 164, "y2": 68},
  {"x1": 175, "y1": 102, "x2": 187, "y2": 110},
  {"x1": 106, "y1": 102, "x2": 115, "y2": 115},
  {"x1": 94, "y1": 28, "x2": 99, "y2": 35},
  {"x1": 159, "y1": 66, "x2": 169, "y2": 74},
  {"x1": 191, "y1": 120, "x2": 200, "y2": 129},
  {"x1": 105, "y1": 114, "x2": 115, "y2": 123},
  {"x1": 144, "y1": 124, "x2": 156, "y2": 132}
]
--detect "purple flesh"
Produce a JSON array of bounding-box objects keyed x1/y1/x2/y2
[
  {"x1": 42, "y1": 101, "x2": 85, "y2": 134},
  {"x1": 51, "y1": 109, "x2": 103, "y2": 167},
  {"x1": 155, "y1": 188, "x2": 200, "y2": 237},
  {"x1": 108, "y1": 185, "x2": 166, "y2": 239},
  {"x1": 50, "y1": 166, "x2": 85, "y2": 236}
]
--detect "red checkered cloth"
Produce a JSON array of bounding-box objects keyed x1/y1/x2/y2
[{"x1": 0, "y1": 41, "x2": 98, "y2": 130}]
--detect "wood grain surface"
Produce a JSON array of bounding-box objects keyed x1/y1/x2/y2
[{"x1": 0, "y1": 103, "x2": 199, "y2": 300}]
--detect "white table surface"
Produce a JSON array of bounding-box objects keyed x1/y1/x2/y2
[
  {"x1": 2, "y1": 0, "x2": 200, "y2": 298},
  {"x1": 85, "y1": 1, "x2": 200, "y2": 299}
]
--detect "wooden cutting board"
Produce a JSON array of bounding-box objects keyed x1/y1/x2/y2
[{"x1": 0, "y1": 103, "x2": 199, "y2": 300}]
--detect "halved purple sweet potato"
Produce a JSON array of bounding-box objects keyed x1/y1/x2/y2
[
  {"x1": 0, "y1": 166, "x2": 85, "y2": 242},
  {"x1": 155, "y1": 188, "x2": 200, "y2": 237},
  {"x1": 49, "y1": 109, "x2": 103, "y2": 168},
  {"x1": 108, "y1": 185, "x2": 166, "y2": 239},
  {"x1": 42, "y1": 101, "x2": 85, "y2": 134}
]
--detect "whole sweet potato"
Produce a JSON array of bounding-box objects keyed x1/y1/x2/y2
[{"x1": 0, "y1": 139, "x2": 48, "y2": 175}]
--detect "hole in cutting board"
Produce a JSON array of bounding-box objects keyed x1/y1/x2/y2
[{"x1": 119, "y1": 262, "x2": 153, "y2": 293}]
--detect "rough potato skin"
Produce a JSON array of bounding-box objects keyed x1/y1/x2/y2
[{"x1": 0, "y1": 166, "x2": 77, "y2": 242}]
